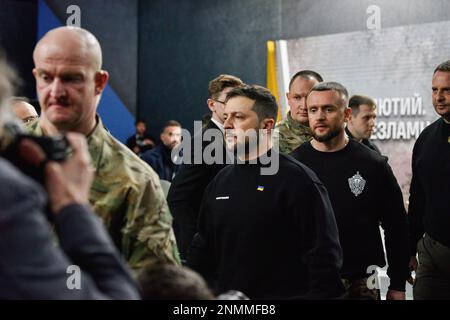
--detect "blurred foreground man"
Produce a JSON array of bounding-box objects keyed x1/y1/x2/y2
[{"x1": 0, "y1": 55, "x2": 139, "y2": 299}]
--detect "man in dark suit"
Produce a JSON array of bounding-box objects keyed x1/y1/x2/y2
[
  {"x1": 0, "y1": 56, "x2": 139, "y2": 299},
  {"x1": 167, "y1": 74, "x2": 244, "y2": 261}
]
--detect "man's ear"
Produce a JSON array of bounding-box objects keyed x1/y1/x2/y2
[
  {"x1": 285, "y1": 91, "x2": 289, "y2": 101},
  {"x1": 94, "y1": 70, "x2": 109, "y2": 95},
  {"x1": 262, "y1": 118, "x2": 275, "y2": 130},
  {"x1": 32, "y1": 68, "x2": 38, "y2": 80},
  {"x1": 207, "y1": 99, "x2": 215, "y2": 112},
  {"x1": 344, "y1": 107, "x2": 352, "y2": 123}
]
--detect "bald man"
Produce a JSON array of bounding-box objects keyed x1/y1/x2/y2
[
  {"x1": 275, "y1": 70, "x2": 323, "y2": 153},
  {"x1": 10, "y1": 98, "x2": 38, "y2": 123},
  {"x1": 27, "y1": 26, "x2": 180, "y2": 271}
]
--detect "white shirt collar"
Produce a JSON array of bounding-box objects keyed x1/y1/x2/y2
[{"x1": 210, "y1": 117, "x2": 224, "y2": 133}]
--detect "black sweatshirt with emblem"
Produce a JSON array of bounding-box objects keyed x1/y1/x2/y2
[
  {"x1": 187, "y1": 152, "x2": 345, "y2": 299},
  {"x1": 291, "y1": 139, "x2": 410, "y2": 291}
]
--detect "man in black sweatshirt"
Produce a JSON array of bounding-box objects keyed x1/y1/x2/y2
[
  {"x1": 187, "y1": 85, "x2": 345, "y2": 299},
  {"x1": 408, "y1": 60, "x2": 450, "y2": 299},
  {"x1": 291, "y1": 82, "x2": 410, "y2": 300}
]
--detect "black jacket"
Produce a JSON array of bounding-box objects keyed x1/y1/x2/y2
[
  {"x1": 345, "y1": 127, "x2": 382, "y2": 155},
  {"x1": 141, "y1": 144, "x2": 180, "y2": 182},
  {"x1": 408, "y1": 118, "x2": 450, "y2": 253},
  {"x1": 167, "y1": 120, "x2": 230, "y2": 260}
]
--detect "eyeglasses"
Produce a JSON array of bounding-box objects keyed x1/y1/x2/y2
[{"x1": 212, "y1": 98, "x2": 226, "y2": 105}]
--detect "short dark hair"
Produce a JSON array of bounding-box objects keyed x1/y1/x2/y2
[
  {"x1": 434, "y1": 60, "x2": 450, "y2": 74},
  {"x1": 163, "y1": 120, "x2": 181, "y2": 130},
  {"x1": 288, "y1": 70, "x2": 323, "y2": 90},
  {"x1": 348, "y1": 95, "x2": 376, "y2": 116},
  {"x1": 208, "y1": 74, "x2": 244, "y2": 99},
  {"x1": 310, "y1": 81, "x2": 349, "y2": 108},
  {"x1": 135, "y1": 119, "x2": 146, "y2": 126},
  {"x1": 225, "y1": 85, "x2": 278, "y2": 121},
  {"x1": 137, "y1": 264, "x2": 214, "y2": 300},
  {"x1": 201, "y1": 113, "x2": 212, "y2": 126}
]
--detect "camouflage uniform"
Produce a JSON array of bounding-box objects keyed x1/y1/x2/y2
[
  {"x1": 28, "y1": 117, "x2": 180, "y2": 271},
  {"x1": 274, "y1": 112, "x2": 312, "y2": 154},
  {"x1": 341, "y1": 277, "x2": 380, "y2": 300}
]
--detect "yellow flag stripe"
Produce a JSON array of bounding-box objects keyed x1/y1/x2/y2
[{"x1": 266, "y1": 41, "x2": 282, "y2": 122}]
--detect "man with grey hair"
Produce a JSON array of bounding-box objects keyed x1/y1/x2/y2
[
  {"x1": 274, "y1": 70, "x2": 323, "y2": 153},
  {"x1": 27, "y1": 26, "x2": 180, "y2": 271},
  {"x1": 10, "y1": 97, "x2": 39, "y2": 123},
  {"x1": 0, "y1": 53, "x2": 139, "y2": 299},
  {"x1": 291, "y1": 81, "x2": 410, "y2": 300},
  {"x1": 0, "y1": 55, "x2": 17, "y2": 145},
  {"x1": 408, "y1": 60, "x2": 450, "y2": 299}
]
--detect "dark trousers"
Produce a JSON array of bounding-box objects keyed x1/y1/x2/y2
[
  {"x1": 171, "y1": 204, "x2": 197, "y2": 263},
  {"x1": 414, "y1": 233, "x2": 450, "y2": 300}
]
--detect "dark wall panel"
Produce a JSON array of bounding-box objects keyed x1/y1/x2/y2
[
  {"x1": 3, "y1": 0, "x2": 450, "y2": 138},
  {"x1": 0, "y1": 0, "x2": 37, "y2": 99},
  {"x1": 138, "y1": 0, "x2": 280, "y2": 136},
  {"x1": 46, "y1": 0, "x2": 138, "y2": 115},
  {"x1": 138, "y1": 0, "x2": 450, "y2": 136}
]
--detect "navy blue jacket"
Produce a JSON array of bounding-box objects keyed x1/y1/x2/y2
[{"x1": 141, "y1": 144, "x2": 180, "y2": 182}]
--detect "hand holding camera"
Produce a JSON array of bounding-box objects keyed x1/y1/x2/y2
[{"x1": 17, "y1": 132, "x2": 94, "y2": 214}]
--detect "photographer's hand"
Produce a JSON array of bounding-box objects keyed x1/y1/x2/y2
[{"x1": 19, "y1": 133, "x2": 94, "y2": 214}]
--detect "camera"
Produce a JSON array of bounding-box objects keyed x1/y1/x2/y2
[{"x1": 0, "y1": 122, "x2": 72, "y2": 184}]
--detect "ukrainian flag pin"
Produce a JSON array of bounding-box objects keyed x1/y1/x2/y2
[{"x1": 257, "y1": 185, "x2": 264, "y2": 191}]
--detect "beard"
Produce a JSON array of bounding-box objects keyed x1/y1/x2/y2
[
  {"x1": 233, "y1": 133, "x2": 260, "y2": 155},
  {"x1": 226, "y1": 127, "x2": 262, "y2": 161},
  {"x1": 362, "y1": 130, "x2": 373, "y2": 140},
  {"x1": 313, "y1": 126, "x2": 342, "y2": 142}
]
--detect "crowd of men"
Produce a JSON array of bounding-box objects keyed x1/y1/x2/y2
[{"x1": 0, "y1": 26, "x2": 449, "y2": 300}]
